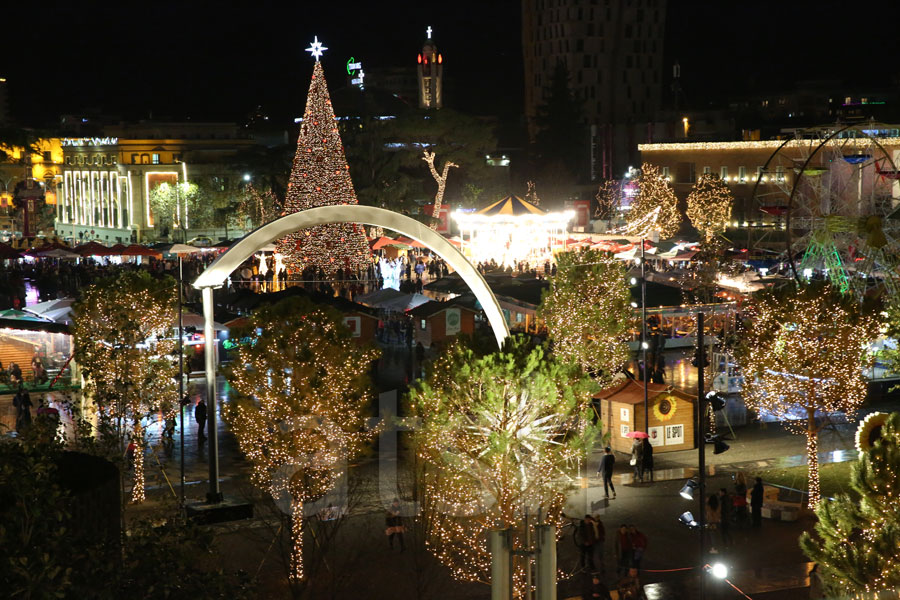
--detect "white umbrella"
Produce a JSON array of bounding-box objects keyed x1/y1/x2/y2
[
  {"x1": 376, "y1": 293, "x2": 431, "y2": 311},
  {"x1": 38, "y1": 248, "x2": 80, "y2": 259}
]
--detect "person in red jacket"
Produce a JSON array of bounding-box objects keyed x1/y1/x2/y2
[
  {"x1": 629, "y1": 525, "x2": 648, "y2": 570},
  {"x1": 614, "y1": 524, "x2": 633, "y2": 577}
]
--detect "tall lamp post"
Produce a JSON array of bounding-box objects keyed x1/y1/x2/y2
[{"x1": 641, "y1": 238, "x2": 649, "y2": 434}]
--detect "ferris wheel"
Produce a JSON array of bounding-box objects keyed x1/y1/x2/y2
[{"x1": 751, "y1": 123, "x2": 900, "y2": 297}]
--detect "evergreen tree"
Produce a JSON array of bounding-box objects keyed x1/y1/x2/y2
[
  {"x1": 800, "y1": 412, "x2": 900, "y2": 598},
  {"x1": 408, "y1": 337, "x2": 598, "y2": 594},
  {"x1": 276, "y1": 55, "x2": 371, "y2": 274},
  {"x1": 224, "y1": 297, "x2": 379, "y2": 582},
  {"x1": 539, "y1": 249, "x2": 632, "y2": 384}
]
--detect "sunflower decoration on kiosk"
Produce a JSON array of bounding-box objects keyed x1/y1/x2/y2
[
  {"x1": 652, "y1": 393, "x2": 678, "y2": 422},
  {"x1": 856, "y1": 412, "x2": 889, "y2": 456}
]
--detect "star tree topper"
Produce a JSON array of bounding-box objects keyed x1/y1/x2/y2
[{"x1": 305, "y1": 36, "x2": 328, "y2": 61}]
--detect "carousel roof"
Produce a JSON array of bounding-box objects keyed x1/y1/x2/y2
[{"x1": 476, "y1": 195, "x2": 546, "y2": 217}]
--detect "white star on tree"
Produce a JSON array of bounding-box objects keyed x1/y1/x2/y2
[{"x1": 305, "y1": 36, "x2": 328, "y2": 61}]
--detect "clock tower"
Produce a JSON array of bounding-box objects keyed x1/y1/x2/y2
[{"x1": 416, "y1": 26, "x2": 443, "y2": 109}]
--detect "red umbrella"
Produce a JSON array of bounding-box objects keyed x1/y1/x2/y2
[
  {"x1": 74, "y1": 241, "x2": 114, "y2": 256},
  {"x1": 0, "y1": 242, "x2": 21, "y2": 259},
  {"x1": 109, "y1": 243, "x2": 128, "y2": 254},
  {"x1": 626, "y1": 431, "x2": 649, "y2": 439},
  {"x1": 120, "y1": 244, "x2": 162, "y2": 258}
]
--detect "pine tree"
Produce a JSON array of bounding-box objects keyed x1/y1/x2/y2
[
  {"x1": 800, "y1": 412, "x2": 900, "y2": 598},
  {"x1": 408, "y1": 337, "x2": 598, "y2": 594},
  {"x1": 276, "y1": 56, "x2": 371, "y2": 274}
]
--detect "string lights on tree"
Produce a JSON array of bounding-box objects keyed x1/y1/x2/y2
[
  {"x1": 538, "y1": 249, "x2": 632, "y2": 385},
  {"x1": 223, "y1": 298, "x2": 379, "y2": 582},
  {"x1": 408, "y1": 338, "x2": 598, "y2": 595},
  {"x1": 276, "y1": 37, "x2": 372, "y2": 275},
  {"x1": 236, "y1": 183, "x2": 281, "y2": 229},
  {"x1": 624, "y1": 163, "x2": 681, "y2": 238},
  {"x1": 72, "y1": 271, "x2": 179, "y2": 504},
  {"x1": 422, "y1": 150, "x2": 457, "y2": 230},
  {"x1": 800, "y1": 411, "x2": 900, "y2": 598},
  {"x1": 686, "y1": 173, "x2": 733, "y2": 241},
  {"x1": 594, "y1": 179, "x2": 622, "y2": 221},
  {"x1": 736, "y1": 284, "x2": 877, "y2": 507}
]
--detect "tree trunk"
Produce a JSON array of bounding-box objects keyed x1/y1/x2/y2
[
  {"x1": 131, "y1": 422, "x2": 145, "y2": 504},
  {"x1": 290, "y1": 498, "x2": 304, "y2": 581},
  {"x1": 806, "y1": 408, "x2": 820, "y2": 508}
]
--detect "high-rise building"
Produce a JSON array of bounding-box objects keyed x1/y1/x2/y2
[
  {"x1": 0, "y1": 76, "x2": 9, "y2": 124},
  {"x1": 522, "y1": 0, "x2": 667, "y2": 180},
  {"x1": 417, "y1": 26, "x2": 443, "y2": 109}
]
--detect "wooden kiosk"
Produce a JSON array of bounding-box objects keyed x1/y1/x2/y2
[{"x1": 593, "y1": 379, "x2": 696, "y2": 454}]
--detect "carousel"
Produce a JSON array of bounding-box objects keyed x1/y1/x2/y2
[{"x1": 453, "y1": 195, "x2": 572, "y2": 268}]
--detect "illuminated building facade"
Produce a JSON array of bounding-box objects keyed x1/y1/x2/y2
[
  {"x1": 417, "y1": 26, "x2": 443, "y2": 109},
  {"x1": 55, "y1": 122, "x2": 257, "y2": 243},
  {"x1": 0, "y1": 138, "x2": 63, "y2": 237}
]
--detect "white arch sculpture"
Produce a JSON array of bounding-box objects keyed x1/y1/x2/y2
[{"x1": 192, "y1": 205, "x2": 511, "y2": 502}]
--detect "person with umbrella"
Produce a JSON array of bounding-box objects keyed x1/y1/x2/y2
[{"x1": 626, "y1": 431, "x2": 648, "y2": 483}]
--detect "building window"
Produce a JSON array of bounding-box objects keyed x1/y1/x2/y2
[
  {"x1": 131, "y1": 154, "x2": 139, "y2": 164},
  {"x1": 173, "y1": 153, "x2": 182, "y2": 162},
  {"x1": 738, "y1": 166, "x2": 747, "y2": 184},
  {"x1": 775, "y1": 165, "x2": 785, "y2": 183},
  {"x1": 420, "y1": 319, "x2": 426, "y2": 330},
  {"x1": 756, "y1": 166, "x2": 764, "y2": 181},
  {"x1": 152, "y1": 153, "x2": 160, "y2": 165},
  {"x1": 703, "y1": 166, "x2": 711, "y2": 175},
  {"x1": 662, "y1": 166, "x2": 670, "y2": 180},
  {"x1": 720, "y1": 166, "x2": 728, "y2": 181},
  {"x1": 43, "y1": 151, "x2": 52, "y2": 162},
  {"x1": 141, "y1": 154, "x2": 150, "y2": 164}
]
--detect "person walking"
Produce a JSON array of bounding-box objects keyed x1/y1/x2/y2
[
  {"x1": 614, "y1": 524, "x2": 633, "y2": 577},
  {"x1": 640, "y1": 438, "x2": 654, "y2": 483},
  {"x1": 719, "y1": 488, "x2": 733, "y2": 548},
  {"x1": 630, "y1": 438, "x2": 644, "y2": 482},
  {"x1": 733, "y1": 472, "x2": 749, "y2": 528},
  {"x1": 575, "y1": 515, "x2": 598, "y2": 571},
  {"x1": 598, "y1": 446, "x2": 616, "y2": 499},
  {"x1": 751, "y1": 476, "x2": 765, "y2": 528},
  {"x1": 591, "y1": 515, "x2": 606, "y2": 575},
  {"x1": 195, "y1": 397, "x2": 208, "y2": 440},
  {"x1": 706, "y1": 494, "x2": 721, "y2": 553},
  {"x1": 385, "y1": 498, "x2": 405, "y2": 551},
  {"x1": 628, "y1": 525, "x2": 647, "y2": 570},
  {"x1": 12, "y1": 387, "x2": 33, "y2": 433}
]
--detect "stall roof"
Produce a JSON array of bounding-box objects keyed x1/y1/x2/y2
[{"x1": 593, "y1": 378, "x2": 692, "y2": 404}]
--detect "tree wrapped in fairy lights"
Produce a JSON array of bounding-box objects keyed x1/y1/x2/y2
[
  {"x1": 625, "y1": 163, "x2": 681, "y2": 238},
  {"x1": 539, "y1": 249, "x2": 632, "y2": 385},
  {"x1": 276, "y1": 39, "x2": 371, "y2": 274},
  {"x1": 408, "y1": 338, "x2": 598, "y2": 593},
  {"x1": 594, "y1": 179, "x2": 622, "y2": 221},
  {"x1": 236, "y1": 183, "x2": 281, "y2": 229},
  {"x1": 72, "y1": 270, "x2": 178, "y2": 504},
  {"x1": 224, "y1": 297, "x2": 379, "y2": 582},
  {"x1": 800, "y1": 412, "x2": 900, "y2": 598},
  {"x1": 736, "y1": 284, "x2": 877, "y2": 507},
  {"x1": 686, "y1": 173, "x2": 733, "y2": 241}
]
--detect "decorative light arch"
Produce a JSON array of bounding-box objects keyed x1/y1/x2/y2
[{"x1": 192, "y1": 205, "x2": 511, "y2": 502}]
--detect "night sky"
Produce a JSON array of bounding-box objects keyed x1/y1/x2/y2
[{"x1": 4, "y1": 1, "x2": 900, "y2": 126}]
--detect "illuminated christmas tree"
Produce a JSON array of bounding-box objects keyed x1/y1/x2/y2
[
  {"x1": 276, "y1": 37, "x2": 371, "y2": 274},
  {"x1": 736, "y1": 284, "x2": 877, "y2": 507},
  {"x1": 409, "y1": 338, "x2": 598, "y2": 594},
  {"x1": 625, "y1": 163, "x2": 681, "y2": 239},
  {"x1": 686, "y1": 173, "x2": 733, "y2": 241},
  {"x1": 224, "y1": 297, "x2": 379, "y2": 582}
]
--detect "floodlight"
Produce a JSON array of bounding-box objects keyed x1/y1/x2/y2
[
  {"x1": 678, "y1": 511, "x2": 698, "y2": 528},
  {"x1": 679, "y1": 479, "x2": 698, "y2": 500},
  {"x1": 630, "y1": 277, "x2": 638, "y2": 285},
  {"x1": 631, "y1": 301, "x2": 638, "y2": 308},
  {"x1": 710, "y1": 562, "x2": 728, "y2": 579}
]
